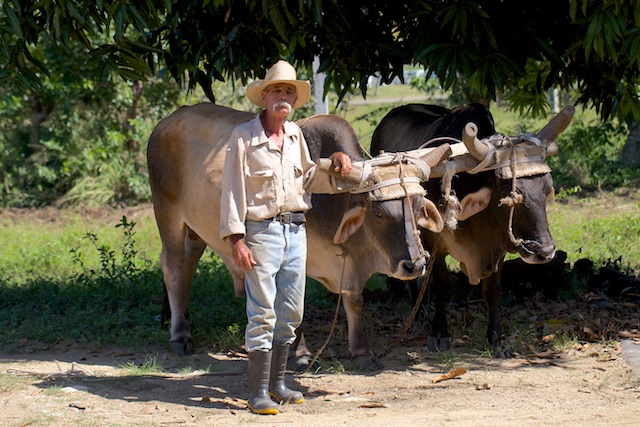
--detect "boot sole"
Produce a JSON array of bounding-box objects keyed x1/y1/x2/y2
[
  {"x1": 248, "y1": 404, "x2": 279, "y2": 415},
  {"x1": 269, "y1": 392, "x2": 304, "y2": 405}
]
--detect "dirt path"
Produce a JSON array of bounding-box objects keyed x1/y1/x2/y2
[{"x1": 1, "y1": 340, "x2": 639, "y2": 427}]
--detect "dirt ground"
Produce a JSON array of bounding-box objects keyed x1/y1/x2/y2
[{"x1": 1, "y1": 337, "x2": 639, "y2": 427}]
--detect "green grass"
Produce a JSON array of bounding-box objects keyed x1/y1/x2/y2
[
  {"x1": 119, "y1": 354, "x2": 166, "y2": 375},
  {"x1": 0, "y1": 207, "x2": 162, "y2": 283},
  {"x1": 548, "y1": 191, "x2": 640, "y2": 274},
  {"x1": 0, "y1": 209, "x2": 246, "y2": 352}
]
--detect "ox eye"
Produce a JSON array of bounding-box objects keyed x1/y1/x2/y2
[{"x1": 371, "y1": 206, "x2": 385, "y2": 220}]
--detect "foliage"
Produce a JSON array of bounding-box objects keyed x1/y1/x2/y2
[
  {"x1": 0, "y1": 32, "x2": 185, "y2": 207},
  {"x1": 550, "y1": 118, "x2": 638, "y2": 190},
  {"x1": 2, "y1": 1, "x2": 640, "y2": 120}
]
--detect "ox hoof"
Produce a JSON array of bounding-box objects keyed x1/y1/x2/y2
[
  {"x1": 289, "y1": 354, "x2": 317, "y2": 372},
  {"x1": 169, "y1": 338, "x2": 194, "y2": 356},
  {"x1": 492, "y1": 344, "x2": 513, "y2": 359},
  {"x1": 350, "y1": 352, "x2": 384, "y2": 372},
  {"x1": 426, "y1": 335, "x2": 451, "y2": 351}
]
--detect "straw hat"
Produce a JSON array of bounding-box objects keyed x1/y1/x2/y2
[{"x1": 246, "y1": 60, "x2": 311, "y2": 109}]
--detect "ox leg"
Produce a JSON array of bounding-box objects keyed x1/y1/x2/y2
[
  {"x1": 426, "y1": 255, "x2": 453, "y2": 351},
  {"x1": 342, "y1": 290, "x2": 383, "y2": 371},
  {"x1": 159, "y1": 222, "x2": 206, "y2": 355},
  {"x1": 289, "y1": 331, "x2": 313, "y2": 372},
  {"x1": 482, "y1": 261, "x2": 511, "y2": 358}
]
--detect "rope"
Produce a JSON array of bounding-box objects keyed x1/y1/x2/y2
[
  {"x1": 467, "y1": 142, "x2": 497, "y2": 174},
  {"x1": 440, "y1": 161, "x2": 461, "y2": 230},
  {"x1": 398, "y1": 159, "x2": 427, "y2": 264},
  {"x1": 302, "y1": 243, "x2": 348, "y2": 375},
  {"x1": 498, "y1": 145, "x2": 525, "y2": 249},
  {"x1": 497, "y1": 145, "x2": 543, "y2": 255},
  {"x1": 379, "y1": 245, "x2": 439, "y2": 359}
]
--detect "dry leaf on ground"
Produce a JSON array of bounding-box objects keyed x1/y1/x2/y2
[{"x1": 433, "y1": 367, "x2": 467, "y2": 383}]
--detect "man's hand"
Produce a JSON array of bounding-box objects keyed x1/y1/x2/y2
[
  {"x1": 328, "y1": 152, "x2": 353, "y2": 177},
  {"x1": 230, "y1": 234, "x2": 257, "y2": 270}
]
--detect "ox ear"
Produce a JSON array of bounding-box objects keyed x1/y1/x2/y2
[
  {"x1": 417, "y1": 198, "x2": 444, "y2": 233},
  {"x1": 334, "y1": 206, "x2": 366, "y2": 244},
  {"x1": 458, "y1": 187, "x2": 492, "y2": 221}
]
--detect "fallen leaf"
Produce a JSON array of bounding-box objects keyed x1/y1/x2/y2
[
  {"x1": 359, "y1": 403, "x2": 387, "y2": 409},
  {"x1": 618, "y1": 330, "x2": 640, "y2": 339},
  {"x1": 523, "y1": 360, "x2": 562, "y2": 367},
  {"x1": 582, "y1": 326, "x2": 599, "y2": 341},
  {"x1": 527, "y1": 349, "x2": 560, "y2": 359},
  {"x1": 433, "y1": 367, "x2": 467, "y2": 383}
]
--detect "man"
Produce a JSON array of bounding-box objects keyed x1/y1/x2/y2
[{"x1": 220, "y1": 60, "x2": 353, "y2": 415}]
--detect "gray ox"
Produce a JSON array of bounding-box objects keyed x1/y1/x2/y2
[
  {"x1": 147, "y1": 103, "x2": 447, "y2": 370},
  {"x1": 370, "y1": 103, "x2": 574, "y2": 352}
]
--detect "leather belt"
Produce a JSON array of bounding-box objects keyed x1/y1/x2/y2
[{"x1": 271, "y1": 211, "x2": 306, "y2": 224}]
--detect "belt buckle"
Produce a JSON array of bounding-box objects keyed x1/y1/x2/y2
[{"x1": 279, "y1": 212, "x2": 292, "y2": 224}]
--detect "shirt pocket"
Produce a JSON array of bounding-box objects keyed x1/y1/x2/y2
[{"x1": 246, "y1": 169, "x2": 275, "y2": 205}]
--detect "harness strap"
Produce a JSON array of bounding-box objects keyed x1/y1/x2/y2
[
  {"x1": 440, "y1": 161, "x2": 461, "y2": 230},
  {"x1": 498, "y1": 146, "x2": 543, "y2": 254}
]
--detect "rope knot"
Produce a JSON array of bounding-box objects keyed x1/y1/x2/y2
[{"x1": 499, "y1": 191, "x2": 523, "y2": 207}]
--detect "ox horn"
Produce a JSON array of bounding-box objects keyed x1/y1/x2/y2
[
  {"x1": 537, "y1": 105, "x2": 575, "y2": 156},
  {"x1": 418, "y1": 143, "x2": 453, "y2": 168},
  {"x1": 462, "y1": 122, "x2": 490, "y2": 161}
]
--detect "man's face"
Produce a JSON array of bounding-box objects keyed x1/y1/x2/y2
[{"x1": 262, "y1": 83, "x2": 298, "y2": 115}]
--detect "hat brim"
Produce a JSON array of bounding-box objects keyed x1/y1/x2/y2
[{"x1": 246, "y1": 79, "x2": 311, "y2": 109}]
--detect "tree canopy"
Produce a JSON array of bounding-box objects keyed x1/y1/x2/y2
[{"x1": 2, "y1": 0, "x2": 640, "y2": 119}]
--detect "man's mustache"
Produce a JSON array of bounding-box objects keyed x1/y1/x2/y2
[{"x1": 272, "y1": 101, "x2": 292, "y2": 111}]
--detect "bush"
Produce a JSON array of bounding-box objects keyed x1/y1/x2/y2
[{"x1": 550, "y1": 119, "x2": 639, "y2": 191}]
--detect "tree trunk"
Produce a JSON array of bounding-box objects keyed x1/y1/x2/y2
[
  {"x1": 124, "y1": 80, "x2": 144, "y2": 163},
  {"x1": 620, "y1": 120, "x2": 640, "y2": 167},
  {"x1": 30, "y1": 96, "x2": 53, "y2": 150}
]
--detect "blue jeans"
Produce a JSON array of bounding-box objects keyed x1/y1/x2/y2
[{"x1": 244, "y1": 219, "x2": 307, "y2": 352}]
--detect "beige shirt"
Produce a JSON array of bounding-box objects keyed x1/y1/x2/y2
[{"x1": 220, "y1": 114, "x2": 337, "y2": 240}]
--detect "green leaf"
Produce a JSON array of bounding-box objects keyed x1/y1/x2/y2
[
  {"x1": 569, "y1": 0, "x2": 577, "y2": 21},
  {"x1": 269, "y1": 8, "x2": 288, "y2": 40},
  {"x1": 66, "y1": 2, "x2": 86, "y2": 25},
  {"x1": 3, "y1": 4, "x2": 23, "y2": 39}
]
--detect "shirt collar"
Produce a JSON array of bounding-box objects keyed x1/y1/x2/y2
[{"x1": 249, "y1": 113, "x2": 300, "y2": 147}]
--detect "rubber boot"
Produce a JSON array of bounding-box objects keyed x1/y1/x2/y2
[
  {"x1": 269, "y1": 344, "x2": 304, "y2": 404},
  {"x1": 247, "y1": 350, "x2": 279, "y2": 415}
]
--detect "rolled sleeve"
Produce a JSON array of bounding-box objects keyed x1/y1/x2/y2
[{"x1": 220, "y1": 130, "x2": 248, "y2": 240}]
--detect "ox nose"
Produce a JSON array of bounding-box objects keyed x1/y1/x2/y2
[
  {"x1": 398, "y1": 256, "x2": 428, "y2": 278},
  {"x1": 521, "y1": 241, "x2": 556, "y2": 264},
  {"x1": 538, "y1": 243, "x2": 557, "y2": 262}
]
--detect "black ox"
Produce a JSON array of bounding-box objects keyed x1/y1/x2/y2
[{"x1": 370, "y1": 103, "x2": 574, "y2": 352}]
